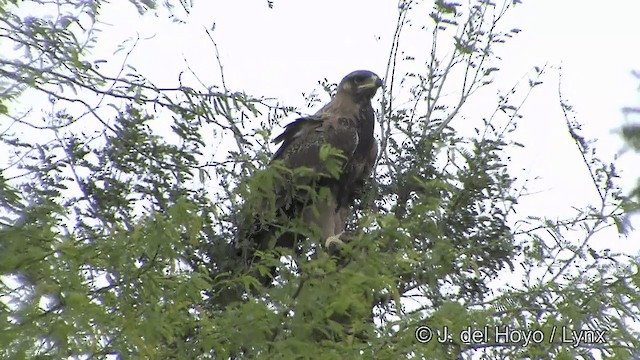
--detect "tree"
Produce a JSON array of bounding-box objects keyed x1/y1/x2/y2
[
  {"x1": 621, "y1": 70, "x2": 640, "y2": 209},
  {"x1": 1, "y1": 0, "x2": 639, "y2": 359}
]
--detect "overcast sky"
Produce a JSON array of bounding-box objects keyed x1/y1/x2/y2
[
  {"x1": 101, "y1": 0, "x2": 640, "y2": 249},
  {"x1": 11, "y1": 0, "x2": 640, "y2": 249}
]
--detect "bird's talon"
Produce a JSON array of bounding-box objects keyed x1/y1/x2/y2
[{"x1": 325, "y1": 232, "x2": 345, "y2": 248}]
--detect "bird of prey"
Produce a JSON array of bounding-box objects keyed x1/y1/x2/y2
[{"x1": 237, "y1": 70, "x2": 382, "y2": 279}]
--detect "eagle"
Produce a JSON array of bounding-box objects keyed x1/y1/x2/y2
[{"x1": 236, "y1": 70, "x2": 382, "y2": 283}]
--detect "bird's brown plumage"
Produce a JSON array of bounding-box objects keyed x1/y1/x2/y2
[{"x1": 237, "y1": 70, "x2": 382, "y2": 284}]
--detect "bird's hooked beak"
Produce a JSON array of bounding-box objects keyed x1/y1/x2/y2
[{"x1": 358, "y1": 74, "x2": 383, "y2": 90}]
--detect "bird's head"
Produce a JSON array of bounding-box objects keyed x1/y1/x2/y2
[{"x1": 336, "y1": 70, "x2": 383, "y2": 103}]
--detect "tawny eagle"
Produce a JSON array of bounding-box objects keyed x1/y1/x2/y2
[{"x1": 237, "y1": 70, "x2": 382, "y2": 274}]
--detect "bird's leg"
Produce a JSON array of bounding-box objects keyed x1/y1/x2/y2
[
  {"x1": 325, "y1": 204, "x2": 351, "y2": 249},
  {"x1": 324, "y1": 231, "x2": 345, "y2": 248}
]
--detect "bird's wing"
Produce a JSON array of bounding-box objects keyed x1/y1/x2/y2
[
  {"x1": 361, "y1": 138, "x2": 379, "y2": 178},
  {"x1": 272, "y1": 114, "x2": 359, "y2": 175}
]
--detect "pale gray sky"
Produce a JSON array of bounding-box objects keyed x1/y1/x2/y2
[
  {"x1": 98, "y1": 0, "x2": 640, "y2": 249},
  {"x1": 5, "y1": 0, "x2": 640, "y2": 264}
]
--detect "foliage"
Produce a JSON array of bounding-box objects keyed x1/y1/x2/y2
[
  {"x1": 621, "y1": 70, "x2": 640, "y2": 209},
  {"x1": 1, "y1": 0, "x2": 639, "y2": 359}
]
